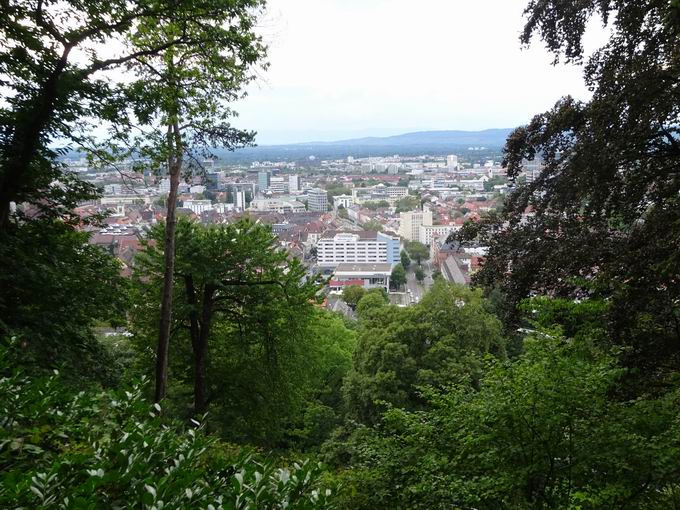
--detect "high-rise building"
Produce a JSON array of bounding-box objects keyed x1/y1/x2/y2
[
  {"x1": 235, "y1": 191, "x2": 246, "y2": 210},
  {"x1": 399, "y1": 209, "x2": 433, "y2": 242},
  {"x1": 268, "y1": 176, "x2": 288, "y2": 194},
  {"x1": 257, "y1": 170, "x2": 270, "y2": 194},
  {"x1": 289, "y1": 174, "x2": 300, "y2": 192},
  {"x1": 446, "y1": 154, "x2": 459, "y2": 172},
  {"x1": 307, "y1": 188, "x2": 329, "y2": 212}
]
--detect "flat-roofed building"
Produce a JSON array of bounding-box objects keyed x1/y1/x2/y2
[
  {"x1": 329, "y1": 262, "x2": 393, "y2": 292},
  {"x1": 317, "y1": 230, "x2": 401, "y2": 268}
]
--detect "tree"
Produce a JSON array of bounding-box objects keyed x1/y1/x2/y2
[
  {"x1": 0, "y1": 0, "x2": 264, "y2": 229},
  {"x1": 342, "y1": 285, "x2": 366, "y2": 310},
  {"x1": 337, "y1": 205, "x2": 349, "y2": 219},
  {"x1": 414, "y1": 267, "x2": 425, "y2": 283},
  {"x1": 405, "y1": 241, "x2": 429, "y2": 265},
  {"x1": 342, "y1": 281, "x2": 505, "y2": 426},
  {"x1": 400, "y1": 250, "x2": 411, "y2": 270},
  {"x1": 390, "y1": 264, "x2": 406, "y2": 291},
  {"x1": 459, "y1": 0, "x2": 680, "y2": 385},
  {"x1": 105, "y1": 2, "x2": 266, "y2": 402},
  {"x1": 395, "y1": 196, "x2": 420, "y2": 213},
  {"x1": 136, "y1": 218, "x2": 320, "y2": 439},
  {"x1": 362, "y1": 220, "x2": 384, "y2": 232}
]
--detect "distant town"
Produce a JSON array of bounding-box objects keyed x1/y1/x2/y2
[{"x1": 65, "y1": 148, "x2": 541, "y2": 315}]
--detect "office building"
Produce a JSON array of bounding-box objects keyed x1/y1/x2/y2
[
  {"x1": 329, "y1": 263, "x2": 393, "y2": 292},
  {"x1": 317, "y1": 231, "x2": 401, "y2": 267},
  {"x1": 289, "y1": 174, "x2": 300, "y2": 193},
  {"x1": 307, "y1": 188, "x2": 329, "y2": 212},
  {"x1": 257, "y1": 170, "x2": 271, "y2": 194}
]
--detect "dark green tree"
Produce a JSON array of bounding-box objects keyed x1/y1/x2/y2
[
  {"x1": 400, "y1": 250, "x2": 411, "y2": 270},
  {"x1": 389, "y1": 264, "x2": 406, "y2": 290},
  {"x1": 414, "y1": 267, "x2": 425, "y2": 283},
  {"x1": 405, "y1": 241, "x2": 429, "y2": 265},
  {"x1": 459, "y1": 0, "x2": 680, "y2": 385},
  {"x1": 342, "y1": 285, "x2": 366, "y2": 310}
]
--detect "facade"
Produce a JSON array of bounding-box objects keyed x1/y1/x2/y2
[
  {"x1": 446, "y1": 154, "x2": 459, "y2": 171},
  {"x1": 334, "y1": 194, "x2": 354, "y2": 209},
  {"x1": 183, "y1": 199, "x2": 213, "y2": 214},
  {"x1": 329, "y1": 262, "x2": 393, "y2": 292},
  {"x1": 289, "y1": 174, "x2": 300, "y2": 192},
  {"x1": 419, "y1": 224, "x2": 461, "y2": 245},
  {"x1": 307, "y1": 188, "x2": 329, "y2": 212},
  {"x1": 268, "y1": 176, "x2": 288, "y2": 194},
  {"x1": 399, "y1": 209, "x2": 433, "y2": 241},
  {"x1": 249, "y1": 198, "x2": 306, "y2": 213},
  {"x1": 257, "y1": 170, "x2": 271, "y2": 194},
  {"x1": 235, "y1": 191, "x2": 246, "y2": 210},
  {"x1": 317, "y1": 231, "x2": 400, "y2": 267},
  {"x1": 352, "y1": 185, "x2": 408, "y2": 205}
]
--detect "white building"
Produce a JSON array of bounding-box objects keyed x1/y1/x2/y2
[
  {"x1": 419, "y1": 224, "x2": 461, "y2": 245},
  {"x1": 183, "y1": 199, "x2": 213, "y2": 214},
  {"x1": 446, "y1": 154, "x2": 459, "y2": 172},
  {"x1": 329, "y1": 262, "x2": 393, "y2": 292},
  {"x1": 249, "y1": 198, "x2": 306, "y2": 213},
  {"x1": 269, "y1": 176, "x2": 288, "y2": 194},
  {"x1": 317, "y1": 231, "x2": 401, "y2": 268},
  {"x1": 289, "y1": 174, "x2": 300, "y2": 192},
  {"x1": 399, "y1": 209, "x2": 433, "y2": 242},
  {"x1": 235, "y1": 191, "x2": 246, "y2": 210},
  {"x1": 307, "y1": 188, "x2": 329, "y2": 212},
  {"x1": 334, "y1": 194, "x2": 354, "y2": 209}
]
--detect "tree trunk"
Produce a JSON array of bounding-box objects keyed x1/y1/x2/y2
[
  {"x1": 0, "y1": 46, "x2": 73, "y2": 230},
  {"x1": 154, "y1": 121, "x2": 182, "y2": 403}
]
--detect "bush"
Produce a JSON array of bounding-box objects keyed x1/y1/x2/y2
[{"x1": 0, "y1": 341, "x2": 337, "y2": 509}]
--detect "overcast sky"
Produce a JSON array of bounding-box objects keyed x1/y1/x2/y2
[{"x1": 234, "y1": 0, "x2": 607, "y2": 145}]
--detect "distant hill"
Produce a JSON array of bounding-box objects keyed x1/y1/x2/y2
[
  {"x1": 215, "y1": 128, "x2": 517, "y2": 162},
  {"x1": 301, "y1": 129, "x2": 515, "y2": 148}
]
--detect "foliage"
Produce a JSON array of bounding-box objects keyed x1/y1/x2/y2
[
  {"x1": 342, "y1": 281, "x2": 505, "y2": 426},
  {"x1": 483, "y1": 175, "x2": 507, "y2": 192},
  {"x1": 362, "y1": 201, "x2": 390, "y2": 211},
  {"x1": 337, "y1": 206, "x2": 349, "y2": 219},
  {"x1": 400, "y1": 250, "x2": 411, "y2": 270},
  {"x1": 460, "y1": 0, "x2": 680, "y2": 386},
  {"x1": 361, "y1": 220, "x2": 383, "y2": 232},
  {"x1": 414, "y1": 267, "x2": 425, "y2": 283},
  {"x1": 389, "y1": 264, "x2": 406, "y2": 290},
  {"x1": 355, "y1": 290, "x2": 390, "y2": 321},
  {"x1": 395, "y1": 196, "x2": 420, "y2": 213},
  {"x1": 0, "y1": 220, "x2": 128, "y2": 384},
  {"x1": 405, "y1": 241, "x2": 429, "y2": 264},
  {"x1": 330, "y1": 331, "x2": 680, "y2": 510},
  {"x1": 342, "y1": 286, "x2": 366, "y2": 310},
  {"x1": 0, "y1": 346, "x2": 337, "y2": 509}
]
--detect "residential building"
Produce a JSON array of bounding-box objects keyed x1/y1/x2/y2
[
  {"x1": 329, "y1": 262, "x2": 393, "y2": 292},
  {"x1": 249, "y1": 198, "x2": 306, "y2": 213},
  {"x1": 419, "y1": 224, "x2": 461, "y2": 245},
  {"x1": 235, "y1": 191, "x2": 246, "y2": 210},
  {"x1": 399, "y1": 209, "x2": 433, "y2": 241},
  {"x1": 317, "y1": 231, "x2": 401, "y2": 268},
  {"x1": 183, "y1": 199, "x2": 213, "y2": 214},
  {"x1": 307, "y1": 188, "x2": 329, "y2": 212}
]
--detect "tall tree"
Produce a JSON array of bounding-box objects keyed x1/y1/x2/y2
[
  {"x1": 459, "y1": 0, "x2": 680, "y2": 385},
  {"x1": 0, "y1": 0, "x2": 260, "y2": 228},
  {"x1": 106, "y1": 1, "x2": 266, "y2": 402},
  {"x1": 134, "y1": 219, "x2": 323, "y2": 417}
]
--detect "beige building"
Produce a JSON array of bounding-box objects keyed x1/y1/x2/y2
[{"x1": 399, "y1": 209, "x2": 432, "y2": 241}]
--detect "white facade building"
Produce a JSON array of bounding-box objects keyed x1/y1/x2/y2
[
  {"x1": 329, "y1": 263, "x2": 393, "y2": 292},
  {"x1": 249, "y1": 198, "x2": 306, "y2": 213},
  {"x1": 307, "y1": 188, "x2": 329, "y2": 212},
  {"x1": 235, "y1": 191, "x2": 246, "y2": 210},
  {"x1": 317, "y1": 231, "x2": 401, "y2": 268},
  {"x1": 334, "y1": 194, "x2": 354, "y2": 209},
  {"x1": 183, "y1": 199, "x2": 213, "y2": 214},
  {"x1": 419, "y1": 224, "x2": 462, "y2": 245},
  {"x1": 289, "y1": 174, "x2": 300, "y2": 192}
]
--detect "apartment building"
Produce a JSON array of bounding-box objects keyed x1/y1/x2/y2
[{"x1": 317, "y1": 230, "x2": 401, "y2": 268}]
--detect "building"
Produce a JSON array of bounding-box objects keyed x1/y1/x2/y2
[
  {"x1": 329, "y1": 262, "x2": 393, "y2": 292},
  {"x1": 334, "y1": 194, "x2": 354, "y2": 209},
  {"x1": 446, "y1": 154, "x2": 459, "y2": 172},
  {"x1": 289, "y1": 174, "x2": 300, "y2": 193},
  {"x1": 235, "y1": 191, "x2": 246, "y2": 210},
  {"x1": 249, "y1": 198, "x2": 306, "y2": 213},
  {"x1": 182, "y1": 199, "x2": 213, "y2": 214},
  {"x1": 257, "y1": 170, "x2": 271, "y2": 194},
  {"x1": 268, "y1": 176, "x2": 288, "y2": 194},
  {"x1": 307, "y1": 188, "x2": 329, "y2": 212},
  {"x1": 399, "y1": 209, "x2": 433, "y2": 241},
  {"x1": 317, "y1": 231, "x2": 401, "y2": 268},
  {"x1": 419, "y1": 224, "x2": 461, "y2": 245}
]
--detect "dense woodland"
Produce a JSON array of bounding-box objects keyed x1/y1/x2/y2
[{"x1": 1, "y1": 0, "x2": 680, "y2": 508}]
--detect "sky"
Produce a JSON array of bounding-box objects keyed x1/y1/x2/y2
[{"x1": 233, "y1": 0, "x2": 609, "y2": 145}]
